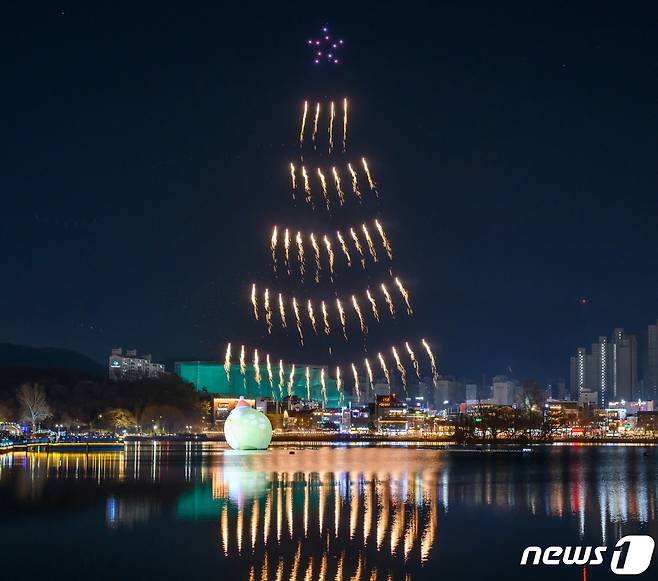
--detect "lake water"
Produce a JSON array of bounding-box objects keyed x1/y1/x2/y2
[{"x1": 0, "y1": 443, "x2": 656, "y2": 580}]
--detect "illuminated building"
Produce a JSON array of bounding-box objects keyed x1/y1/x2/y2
[
  {"x1": 376, "y1": 394, "x2": 407, "y2": 433},
  {"x1": 108, "y1": 348, "x2": 165, "y2": 381},
  {"x1": 648, "y1": 321, "x2": 658, "y2": 401}
]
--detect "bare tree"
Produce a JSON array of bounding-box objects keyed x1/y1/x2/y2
[{"x1": 17, "y1": 383, "x2": 52, "y2": 431}]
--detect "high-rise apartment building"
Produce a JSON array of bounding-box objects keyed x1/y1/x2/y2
[
  {"x1": 647, "y1": 321, "x2": 658, "y2": 401},
  {"x1": 109, "y1": 348, "x2": 165, "y2": 381}
]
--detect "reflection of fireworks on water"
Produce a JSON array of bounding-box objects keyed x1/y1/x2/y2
[
  {"x1": 422, "y1": 339, "x2": 438, "y2": 386},
  {"x1": 377, "y1": 352, "x2": 391, "y2": 388},
  {"x1": 394, "y1": 277, "x2": 413, "y2": 315},
  {"x1": 251, "y1": 283, "x2": 258, "y2": 320},
  {"x1": 264, "y1": 288, "x2": 272, "y2": 333},
  {"x1": 332, "y1": 166, "x2": 345, "y2": 205},
  {"x1": 366, "y1": 289, "x2": 380, "y2": 321},
  {"x1": 224, "y1": 343, "x2": 231, "y2": 381},
  {"x1": 299, "y1": 101, "x2": 308, "y2": 147},
  {"x1": 350, "y1": 228, "x2": 366, "y2": 268},
  {"x1": 307, "y1": 299, "x2": 317, "y2": 334},
  {"x1": 301, "y1": 166, "x2": 311, "y2": 205},
  {"x1": 328, "y1": 101, "x2": 335, "y2": 153},
  {"x1": 405, "y1": 341, "x2": 421, "y2": 379},
  {"x1": 336, "y1": 298, "x2": 347, "y2": 339},
  {"x1": 391, "y1": 346, "x2": 407, "y2": 391},
  {"x1": 312, "y1": 102, "x2": 320, "y2": 144},
  {"x1": 365, "y1": 358, "x2": 374, "y2": 390},
  {"x1": 374, "y1": 219, "x2": 392, "y2": 260},
  {"x1": 292, "y1": 297, "x2": 304, "y2": 345},
  {"x1": 278, "y1": 293, "x2": 287, "y2": 328},
  {"x1": 295, "y1": 231, "x2": 305, "y2": 277},
  {"x1": 351, "y1": 295, "x2": 367, "y2": 334},
  {"x1": 239, "y1": 345, "x2": 246, "y2": 377},
  {"x1": 321, "y1": 300, "x2": 330, "y2": 335},
  {"x1": 317, "y1": 168, "x2": 330, "y2": 209},
  {"x1": 253, "y1": 349, "x2": 261, "y2": 385},
  {"x1": 361, "y1": 223, "x2": 378, "y2": 262},
  {"x1": 361, "y1": 157, "x2": 377, "y2": 194},
  {"x1": 284, "y1": 229, "x2": 291, "y2": 273},
  {"x1": 305, "y1": 366, "x2": 311, "y2": 400},
  {"x1": 310, "y1": 233, "x2": 321, "y2": 282},
  {"x1": 347, "y1": 163, "x2": 361, "y2": 200},
  {"x1": 381, "y1": 283, "x2": 395, "y2": 317},
  {"x1": 336, "y1": 231, "x2": 351, "y2": 266},
  {"x1": 288, "y1": 364, "x2": 296, "y2": 397},
  {"x1": 323, "y1": 235, "x2": 335, "y2": 277},
  {"x1": 320, "y1": 368, "x2": 327, "y2": 405},
  {"x1": 351, "y1": 363, "x2": 360, "y2": 402},
  {"x1": 342, "y1": 98, "x2": 348, "y2": 151}
]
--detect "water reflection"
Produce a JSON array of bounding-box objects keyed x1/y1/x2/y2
[{"x1": 0, "y1": 444, "x2": 656, "y2": 580}]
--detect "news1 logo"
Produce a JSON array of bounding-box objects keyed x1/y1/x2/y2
[{"x1": 520, "y1": 535, "x2": 655, "y2": 575}]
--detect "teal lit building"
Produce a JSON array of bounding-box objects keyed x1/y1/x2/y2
[{"x1": 175, "y1": 361, "x2": 346, "y2": 407}]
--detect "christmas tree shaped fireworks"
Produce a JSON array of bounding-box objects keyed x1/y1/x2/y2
[{"x1": 223, "y1": 25, "x2": 439, "y2": 407}]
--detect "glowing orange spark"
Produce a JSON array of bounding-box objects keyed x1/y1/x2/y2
[
  {"x1": 405, "y1": 341, "x2": 421, "y2": 379},
  {"x1": 377, "y1": 352, "x2": 391, "y2": 388},
  {"x1": 342, "y1": 98, "x2": 348, "y2": 151},
  {"x1": 364, "y1": 358, "x2": 374, "y2": 390},
  {"x1": 336, "y1": 297, "x2": 347, "y2": 340},
  {"x1": 323, "y1": 235, "x2": 335, "y2": 276},
  {"x1": 394, "y1": 277, "x2": 413, "y2": 315},
  {"x1": 351, "y1": 363, "x2": 360, "y2": 402},
  {"x1": 254, "y1": 349, "x2": 261, "y2": 386},
  {"x1": 278, "y1": 292, "x2": 287, "y2": 328},
  {"x1": 224, "y1": 343, "x2": 231, "y2": 382},
  {"x1": 351, "y1": 294, "x2": 367, "y2": 334},
  {"x1": 251, "y1": 283, "x2": 259, "y2": 320},
  {"x1": 362, "y1": 223, "x2": 378, "y2": 262},
  {"x1": 317, "y1": 168, "x2": 330, "y2": 209},
  {"x1": 320, "y1": 368, "x2": 327, "y2": 405},
  {"x1": 239, "y1": 345, "x2": 246, "y2": 377},
  {"x1": 321, "y1": 300, "x2": 330, "y2": 335},
  {"x1": 295, "y1": 231, "x2": 305, "y2": 277},
  {"x1": 270, "y1": 226, "x2": 278, "y2": 272},
  {"x1": 299, "y1": 101, "x2": 308, "y2": 147},
  {"x1": 350, "y1": 227, "x2": 366, "y2": 268},
  {"x1": 310, "y1": 233, "x2": 321, "y2": 282},
  {"x1": 366, "y1": 289, "x2": 380, "y2": 322},
  {"x1": 307, "y1": 299, "x2": 317, "y2": 334},
  {"x1": 329, "y1": 101, "x2": 335, "y2": 153},
  {"x1": 374, "y1": 219, "x2": 393, "y2": 260},
  {"x1": 264, "y1": 288, "x2": 272, "y2": 333},
  {"x1": 301, "y1": 166, "x2": 311, "y2": 205},
  {"x1": 266, "y1": 354, "x2": 274, "y2": 393},
  {"x1": 391, "y1": 346, "x2": 407, "y2": 391},
  {"x1": 289, "y1": 163, "x2": 296, "y2": 198},
  {"x1": 288, "y1": 364, "x2": 296, "y2": 397},
  {"x1": 305, "y1": 366, "x2": 311, "y2": 400},
  {"x1": 283, "y1": 229, "x2": 291, "y2": 273},
  {"x1": 332, "y1": 166, "x2": 345, "y2": 205},
  {"x1": 336, "y1": 231, "x2": 351, "y2": 266},
  {"x1": 422, "y1": 339, "x2": 439, "y2": 386},
  {"x1": 347, "y1": 163, "x2": 362, "y2": 200},
  {"x1": 381, "y1": 283, "x2": 395, "y2": 317},
  {"x1": 312, "y1": 102, "x2": 320, "y2": 144},
  {"x1": 361, "y1": 157, "x2": 377, "y2": 193},
  {"x1": 292, "y1": 297, "x2": 304, "y2": 345}
]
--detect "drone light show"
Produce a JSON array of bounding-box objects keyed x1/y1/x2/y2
[{"x1": 307, "y1": 24, "x2": 344, "y2": 65}]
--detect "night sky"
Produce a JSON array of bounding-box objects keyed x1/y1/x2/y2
[{"x1": 3, "y1": 1, "x2": 658, "y2": 382}]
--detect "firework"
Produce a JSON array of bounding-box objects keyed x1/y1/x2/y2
[
  {"x1": 421, "y1": 338, "x2": 438, "y2": 386},
  {"x1": 292, "y1": 297, "x2": 304, "y2": 345},
  {"x1": 254, "y1": 349, "x2": 262, "y2": 386},
  {"x1": 377, "y1": 352, "x2": 391, "y2": 388},
  {"x1": 332, "y1": 166, "x2": 345, "y2": 205},
  {"x1": 278, "y1": 292, "x2": 287, "y2": 328},
  {"x1": 405, "y1": 341, "x2": 421, "y2": 379},
  {"x1": 295, "y1": 231, "x2": 305, "y2": 277},
  {"x1": 351, "y1": 363, "x2": 360, "y2": 403},
  {"x1": 361, "y1": 223, "x2": 378, "y2": 261},
  {"x1": 342, "y1": 98, "x2": 348, "y2": 151},
  {"x1": 284, "y1": 229, "x2": 291, "y2": 273},
  {"x1": 270, "y1": 226, "x2": 278, "y2": 271},
  {"x1": 289, "y1": 163, "x2": 296, "y2": 197},
  {"x1": 336, "y1": 365, "x2": 342, "y2": 405},
  {"x1": 351, "y1": 294, "x2": 367, "y2": 334},
  {"x1": 299, "y1": 101, "x2": 308, "y2": 147},
  {"x1": 364, "y1": 358, "x2": 374, "y2": 390},
  {"x1": 349, "y1": 227, "x2": 366, "y2": 268},
  {"x1": 320, "y1": 368, "x2": 327, "y2": 405},
  {"x1": 321, "y1": 300, "x2": 330, "y2": 335},
  {"x1": 323, "y1": 235, "x2": 335, "y2": 276},
  {"x1": 336, "y1": 297, "x2": 347, "y2": 339},
  {"x1": 266, "y1": 354, "x2": 274, "y2": 392},
  {"x1": 305, "y1": 366, "x2": 311, "y2": 400},
  {"x1": 301, "y1": 166, "x2": 311, "y2": 205},
  {"x1": 288, "y1": 364, "x2": 296, "y2": 397},
  {"x1": 336, "y1": 230, "x2": 351, "y2": 266},
  {"x1": 381, "y1": 283, "x2": 395, "y2": 317},
  {"x1": 278, "y1": 360, "x2": 285, "y2": 398},
  {"x1": 317, "y1": 168, "x2": 329, "y2": 209},
  {"x1": 239, "y1": 345, "x2": 246, "y2": 377},
  {"x1": 365, "y1": 289, "x2": 380, "y2": 321},
  {"x1": 394, "y1": 277, "x2": 413, "y2": 315},
  {"x1": 391, "y1": 346, "x2": 407, "y2": 391},
  {"x1": 251, "y1": 283, "x2": 259, "y2": 320},
  {"x1": 329, "y1": 101, "x2": 335, "y2": 153},
  {"x1": 312, "y1": 102, "x2": 320, "y2": 144},
  {"x1": 361, "y1": 157, "x2": 377, "y2": 193},
  {"x1": 264, "y1": 288, "x2": 273, "y2": 334},
  {"x1": 374, "y1": 219, "x2": 393, "y2": 260},
  {"x1": 310, "y1": 233, "x2": 321, "y2": 282},
  {"x1": 223, "y1": 343, "x2": 231, "y2": 382},
  {"x1": 307, "y1": 299, "x2": 317, "y2": 334},
  {"x1": 347, "y1": 163, "x2": 362, "y2": 200}
]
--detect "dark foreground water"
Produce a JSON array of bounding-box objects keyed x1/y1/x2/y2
[{"x1": 0, "y1": 443, "x2": 656, "y2": 580}]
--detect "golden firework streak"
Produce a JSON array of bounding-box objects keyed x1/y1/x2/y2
[
  {"x1": 381, "y1": 283, "x2": 395, "y2": 317},
  {"x1": 342, "y1": 98, "x2": 348, "y2": 151},
  {"x1": 365, "y1": 358, "x2": 374, "y2": 390},
  {"x1": 332, "y1": 166, "x2": 345, "y2": 205},
  {"x1": 374, "y1": 219, "x2": 393, "y2": 259},
  {"x1": 351, "y1": 363, "x2": 360, "y2": 402},
  {"x1": 283, "y1": 229, "x2": 291, "y2": 273},
  {"x1": 320, "y1": 368, "x2": 327, "y2": 405},
  {"x1": 270, "y1": 226, "x2": 278, "y2": 271},
  {"x1": 422, "y1": 339, "x2": 439, "y2": 386},
  {"x1": 336, "y1": 365, "x2": 342, "y2": 404},
  {"x1": 317, "y1": 168, "x2": 330, "y2": 209},
  {"x1": 251, "y1": 283, "x2": 259, "y2": 320},
  {"x1": 350, "y1": 227, "x2": 366, "y2": 268},
  {"x1": 394, "y1": 277, "x2": 413, "y2": 315},
  {"x1": 278, "y1": 360, "x2": 285, "y2": 398},
  {"x1": 347, "y1": 163, "x2": 362, "y2": 200},
  {"x1": 361, "y1": 157, "x2": 377, "y2": 193},
  {"x1": 266, "y1": 354, "x2": 274, "y2": 392},
  {"x1": 377, "y1": 352, "x2": 391, "y2": 388},
  {"x1": 295, "y1": 231, "x2": 305, "y2": 277},
  {"x1": 351, "y1": 295, "x2": 367, "y2": 334},
  {"x1": 305, "y1": 366, "x2": 311, "y2": 400},
  {"x1": 304, "y1": 236, "x2": 318, "y2": 284},
  {"x1": 289, "y1": 163, "x2": 296, "y2": 197},
  {"x1": 336, "y1": 231, "x2": 351, "y2": 266},
  {"x1": 329, "y1": 101, "x2": 335, "y2": 153},
  {"x1": 405, "y1": 341, "x2": 421, "y2": 379},
  {"x1": 361, "y1": 223, "x2": 378, "y2": 262},
  {"x1": 301, "y1": 166, "x2": 311, "y2": 205},
  {"x1": 321, "y1": 300, "x2": 330, "y2": 335},
  {"x1": 336, "y1": 297, "x2": 347, "y2": 340},
  {"x1": 299, "y1": 100, "x2": 308, "y2": 147},
  {"x1": 239, "y1": 345, "x2": 246, "y2": 377},
  {"x1": 288, "y1": 364, "x2": 296, "y2": 397},
  {"x1": 224, "y1": 343, "x2": 231, "y2": 382},
  {"x1": 391, "y1": 346, "x2": 407, "y2": 391},
  {"x1": 278, "y1": 292, "x2": 287, "y2": 328},
  {"x1": 312, "y1": 102, "x2": 320, "y2": 144},
  {"x1": 323, "y1": 235, "x2": 335, "y2": 276},
  {"x1": 253, "y1": 349, "x2": 261, "y2": 385},
  {"x1": 366, "y1": 289, "x2": 380, "y2": 321},
  {"x1": 292, "y1": 297, "x2": 304, "y2": 345},
  {"x1": 264, "y1": 288, "x2": 272, "y2": 334},
  {"x1": 307, "y1": 299, "x2": 317, "y2": 334}
]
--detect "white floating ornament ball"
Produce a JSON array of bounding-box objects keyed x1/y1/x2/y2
[{"x1": 224, "y1": 397, "x2": 273, "y2": 450}]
